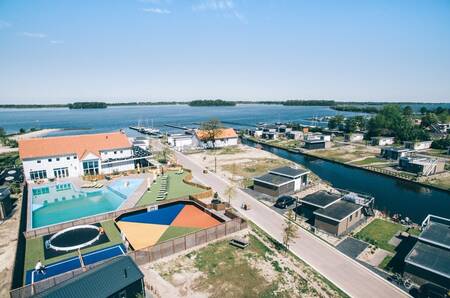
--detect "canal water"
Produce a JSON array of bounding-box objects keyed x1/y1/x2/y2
[{"x1": 242, "y1": 139, "x2": 450, "y2": 223}]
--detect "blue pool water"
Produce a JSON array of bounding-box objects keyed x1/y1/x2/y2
[
  {"x1": 31, "y1": 179, "x2": 144, "y2": 228},
  {"x1": 108, "y1": 178, "x2": 144, "y2": 197}
]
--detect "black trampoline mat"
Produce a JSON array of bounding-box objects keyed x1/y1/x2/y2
[{"x1": 43, "y1": 223, "x2": 110, "y2": 259}]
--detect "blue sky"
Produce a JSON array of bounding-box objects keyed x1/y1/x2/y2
[{"x1": 0, "y1": 0, "x2": 449, "y2": 103}]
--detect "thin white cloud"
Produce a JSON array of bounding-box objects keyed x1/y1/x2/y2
[
  {"x1": 0, "y1": 20, "x2": 12, "y2": 29},
  {"x1": 192, "y1": 0, "x2": 246, "y2": 23},
  {"x1": 21, "y1": 32, "x2": 47, "y2": 38},
  {"x1": 50, "y1": 40, "x2": 64, "y2": 44},
  {"x1": 193, "y1": 0, "x2": 234, "y2": 11},
  {"x1": 143, "y1": 7, "x2": 171, "y2": 14}
]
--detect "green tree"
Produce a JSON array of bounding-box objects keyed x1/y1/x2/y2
[
  {"x1": 344, "y1": 117, "x2": 358, "y2": 133},
  {"x1": 421, "y1": 113, "x2": 439, "y2": 128},
  {"x1": 282, "y1": 209, "x2": 299, "y2": 250},
  {"x1": 19, "y1": 128, "x2": 26, "y2": 134},
  {"x1": 403, "y1": 106, "x2": 413, "y2": 117},
  {"x1": 420, "y1": 106, "x2": 428, "y2": 115},
  {"x1": 328, "y1": 115, "x2": 345, "y2": 130},
  {"x1": 0, "y1": 127, "x2": 5, "y2": 137},
  {"x1": 199, "y1": 118, "x2": 223, "y2": 149},
  {"x1": 431, "y1": 137, "x2": 450, "y2": 149}
]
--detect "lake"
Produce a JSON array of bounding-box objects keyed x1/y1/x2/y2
[
  {"x1": 1, "y1": 104, "x2": 448, "y2": 222},
  {"x1": 0, "y1": 104, "x2": 365, "y2": 135}
]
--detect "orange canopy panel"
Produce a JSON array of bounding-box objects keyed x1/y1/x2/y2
[
  {"x1": 171, "y1": 205, "x2": 221, "y2": 229},
  {"x1": 116, "y1": 221, "x2": 168, "y2": 250}
]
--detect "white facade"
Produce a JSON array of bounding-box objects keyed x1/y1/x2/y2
[
  {"x1": 404, "y1": 141, "x2": 432, "y2": 150},
  {"x1": 22, "y1": 147, "x2": 136, "y2": 181},
  {"x1": 194, "y1": 136, "x2": 238, "y2": 148},
  {"x1": 286, "y1": 131, "x2": 303, "y2": 140},
  {"x1": 305, "y1": 133, "x2": 331, "y2": 142},
  {"x1": 168, "y1": 134, "x2": 193, "y2": 150},
  {"x1": 371, "y1": 137, "x2": 395, "y2": 146},
  {"x1": 23, "y1": 154, "x2": 81, "y2": 181},
  {"x1": 345, "y1": 133, "x2": 364, "y2": 142}
]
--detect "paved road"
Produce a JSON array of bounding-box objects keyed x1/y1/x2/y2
[{"x1": 175, "y1": 151, "x2": 409, "y2": 298}]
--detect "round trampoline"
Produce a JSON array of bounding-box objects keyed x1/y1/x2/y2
[
  {"x1": 7, "y1": 170, "x2": 16, "y2": 175},
  {"x1": 46, "y1": 225, "x2": 102, "y2": 252},
  {"x1": 5, "y1": 176, "x2": 14, "y2": 182}
]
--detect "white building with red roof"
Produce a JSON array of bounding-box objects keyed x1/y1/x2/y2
[
  {"x1": 19, "y1": 131, "x2": 141, "y2": 181},
  {"x1": 193, "y1": 128, "x2": 238, "y2": 148}
]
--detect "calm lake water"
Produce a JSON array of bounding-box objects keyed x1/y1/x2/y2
[
  {"x1": 242, "y1": 138, "x2": 450, "y2": 223},
  {"x1": 0, "y1": 104, "x2": 364, "y2": 135},
  {"x1": 1, "y1": 104, "x2": 448, "y2": 222}
]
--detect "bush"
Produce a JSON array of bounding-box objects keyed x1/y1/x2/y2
[{"x1": 431, "y1": 137, "x2": 450, "y2": 149}]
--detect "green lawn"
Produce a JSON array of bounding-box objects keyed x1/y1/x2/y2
[
  {"x1": 352, "y1": 157, "x2": 386, "y2": 165},
  {"x1": 378, "y1": 255, "x2": 394, "y2": 271},
  {"x1": 136, "y1": 171, "x2": 205, "y2": 206},
  {"x1": 157, "y1": 226, "x2": 200, "y2": 243},
  {"x1": 24, "y1": 220, "x2": 122, "y2": 271},
  {"x1": 355, "y1": 219, "x2": 406, "y2": 252}
]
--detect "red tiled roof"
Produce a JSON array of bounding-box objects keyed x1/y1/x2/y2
[
  {"x1": 195, "y1": 128, "x2": 238, "y2": 140},
  {"x1": 19, "y1": 132, "x2": 131, "y2": 160}
]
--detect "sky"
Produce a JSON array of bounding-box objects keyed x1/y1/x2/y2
[{"x1": 0, "y1": 0, "x2": 450, "y2": 104}]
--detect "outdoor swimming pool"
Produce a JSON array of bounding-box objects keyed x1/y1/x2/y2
[{"x1": 31, "y1": 178, "x2": 144, "y2": 228}]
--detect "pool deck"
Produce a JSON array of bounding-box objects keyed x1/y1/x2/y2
[{"x1": 26, "y1": 173, "x2": 153, "y2": 231}]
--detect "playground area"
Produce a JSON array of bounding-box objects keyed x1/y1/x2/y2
[
  {"x1": 116, "y1": 202, "x2": 222, "y2": 250},
  {"x1": 23, "y1": 220, "x2": 123, "y2": 284},
  {"x1": 25, "y1": 244, "x2": 126, "y2": 284},
  {"x1": 136, "y1": 170, "x2": 206, "y2": 206}
]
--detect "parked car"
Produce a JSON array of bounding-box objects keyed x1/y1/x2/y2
[{"x1": 274, "y1": 196, "x2": 296, "y2": 209}]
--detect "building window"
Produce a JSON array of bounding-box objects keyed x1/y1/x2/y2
[
  {"x1": 120, "y1": 150, "x2": 123, "y2": 153},
  {"x1": 56, "y1": 157, "x2": 60, "y2": 161},
  {"x1": 83, "y1": 160, "x2": 99, "y2": 176},
  {"x1": 73, "y1": 156, "x2": 77, "y2": 159},
  {"x1": 114, "y1": 151, "x2": 117, "y2": 154},
  {"x1": 349, "y1": 214, "x2": 353, "y2": 221},
  {"x1": 30, "y1": 170, "x2": 47, "y2": 180},
  {"x1": 53, "y1": 167, "x2": 69, "y2": 178},
  {"x1": 48, "y1": 158, "x2": 52, "y2": 162},
  {"x1": 67, "y1": 156, "x2": 70, "y2": 160},
  {"x1": 37, "y1": 160, "x2": 41, "y2": 164}
]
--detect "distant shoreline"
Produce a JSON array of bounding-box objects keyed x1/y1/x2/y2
[{"x1": 0, "y1": 101, "x2": 449, "y2": 109}]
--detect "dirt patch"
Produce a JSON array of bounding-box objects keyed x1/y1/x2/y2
[
  {"x1": 146, "y1": 226, "x2": 347, "y2": 298},
  {"x1": 308, "y1": 144, "x2": 381, "y2": 164},
  {"x1": 187, "y1": 144, "x2": 318, "y2": 186}
]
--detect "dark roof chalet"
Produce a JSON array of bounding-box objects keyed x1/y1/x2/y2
[
  {"x1": 34, "y1": 256, "x2": 143, "y2": 298},
  {"x1": 300, "y1": 191, "x2": 341, "y2": 208},
  {"x1": 269, "y1": 166, "x2": 309, "y2": 179},
  {"x1": 314, "y1": 200, "x2": 362, "y2": 222}
]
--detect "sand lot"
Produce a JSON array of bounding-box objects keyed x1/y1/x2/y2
[
  {"x1": 186, "y1": 144, "x2": 316, "y2": 186},
  {"x1": 306, "y1": 144, "x2": 381, "y2": 164},
  {"x1": 143, "y1": 227, "x2": 347, "y2": 298},
  {"x1": 10, "y1": 128, "x2": 61, "y2": 141}
]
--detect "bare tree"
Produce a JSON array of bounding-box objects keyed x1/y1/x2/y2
[
  {"x1": 224, "y1": 183, "x2": 236, "y2": 205},
  {"x1": 282, "y1": 209, "x2": 299, "y2": 250},
  {"x1": 200, "y1": 118, "x2": 223, "y2": 149}
]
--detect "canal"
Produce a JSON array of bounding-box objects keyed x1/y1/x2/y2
[{"x1": 242, "y1": 138, "x2": 450, "y2": 223}]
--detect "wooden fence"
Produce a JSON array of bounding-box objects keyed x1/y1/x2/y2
[
  {"x1": 11, "y1": 217, "x2": 247, "y2": 298},
  {"x1": 23, "y1": 197, "x2": 192, "y2": 239},
  {"x1": 25, "y1": 165, "x2": 214, "y2": 239},
  {"x1": 127, "y1": 217, "x2": 247, "y2": 265}
]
